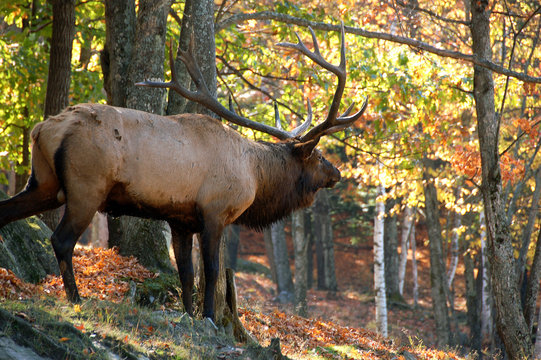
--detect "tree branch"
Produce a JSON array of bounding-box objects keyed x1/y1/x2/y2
[
  {"x1": 216, "y1": 54, "x2": 304, "y2": 120},
  {"x1": 395, "y1": 0, "x2": 470, "y2": 26},
  {"x1": 216, "y1": 11, "x2": 541, "y2": 83}
]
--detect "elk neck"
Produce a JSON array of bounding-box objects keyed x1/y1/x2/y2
[{"x1": 234, "y1": 141, "x2": 316, "y2": 231}]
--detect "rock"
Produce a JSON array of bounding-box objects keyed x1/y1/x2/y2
[
  {"x1": 0, "y1": 190, "x2": 58, "y2": 283},
  {"x1": 0, "y1": 336, "x2": 51, "y2": 360}
]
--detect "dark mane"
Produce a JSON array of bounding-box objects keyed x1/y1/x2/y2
[{"x1": 233, "y1": 142, "x2": 317, "y2": 231}]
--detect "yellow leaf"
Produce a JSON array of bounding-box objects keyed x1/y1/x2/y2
[{"x1": 73, "y1": 304, "x2": 81, "y2": 313}]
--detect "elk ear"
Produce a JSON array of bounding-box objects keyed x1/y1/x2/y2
[{"x1": 292, "y1": 138, "x2": 319, "y2": 159}]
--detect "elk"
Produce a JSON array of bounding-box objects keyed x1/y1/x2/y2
[{"x1": 0, "y1": 23, "x2": 366, "y2": 321}]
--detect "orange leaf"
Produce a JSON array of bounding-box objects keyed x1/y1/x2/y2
[{"x1": 59, "y1": 337, "x2": 70, "y2": 342}]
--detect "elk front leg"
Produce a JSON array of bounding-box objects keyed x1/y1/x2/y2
[
  {"x1": 200, "y1": 221, "x2": 223, "y2": 321},
  {"x1": 169, "y1": 223, "x2": 195, "y2": 316}
]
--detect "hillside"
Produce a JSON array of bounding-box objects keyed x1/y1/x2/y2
[{"x1": 0, "y1": 241, "x2": 466, "y2": 359}]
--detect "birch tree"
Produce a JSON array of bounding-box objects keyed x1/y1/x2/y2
[{"x1": 374, "y1": 176, "x2": 387, "y2": 337}]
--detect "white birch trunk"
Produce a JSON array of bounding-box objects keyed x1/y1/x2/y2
[
  {"x1": 480, "y1": 209, "x2": 493, "y2": 343},
  {"x1": 374, "y1": 182, "x2": 388, "y2": 337},
  {"x1": 398, "y1": 206, "x2": 413, "y2": 296}
]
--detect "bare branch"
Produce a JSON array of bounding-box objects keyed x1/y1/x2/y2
[
  {"x1": 395, "y1": 0, "x2": 470, "y2": 26},
  {"x1": 216, "y1": 11, "x2": 541, "y2": 84}
]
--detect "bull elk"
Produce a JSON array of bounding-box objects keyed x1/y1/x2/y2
[{"x1": 0, "y1": 23, "x2": 366, "y2": 320}]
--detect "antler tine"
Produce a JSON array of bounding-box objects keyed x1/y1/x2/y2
[
  {"x1": 277, "y1": 22, "x2": 366, "y2": 142},
  {"x1": 274, "y1": 102, "x2": 284, "y2": 131},
  {"x1": 137, "y1": 36, "x2": 307, "y2": 140},
  {"x1": 320, "y1": 97, "x2": 369, "y2": 136},
  {"x1": 290, "y1": 100, "x2": 313, "y2": 137},
  {"x1": 274, "y1": 101, "x2": 313, "y2": 137}
]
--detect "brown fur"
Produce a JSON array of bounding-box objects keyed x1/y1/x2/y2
[{"x1": 0, "y1": 103, "x2": 340, "y2": 319}]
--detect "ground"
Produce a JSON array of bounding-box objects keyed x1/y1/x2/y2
[
  {"x1": 0, "y1": 228, "x2": 468, "y2": 359},
  {"x1": 234, "y1": 227, "x2": 468, "y2": 355}
]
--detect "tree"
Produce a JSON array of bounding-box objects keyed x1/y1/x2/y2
[
  {"x1": 40, "y1": 0, "x2": 75, "y2": 230},
  {"x1": 263, "y1": 221, "x2": 294, "y2": 303},
  {"x1": 43, "y1": 0, "x2": 75, "y2": 120},
  {"x1": 167, "y1": 0, "x2": 216, "y2": 116},
  {"x1": 422, "y1": 159, "x2": 451, "y2": 346},
  {"x1": 101, "y1": 0, "x2": 173, "y2": 273},
  {"x1": 312, "y1": 189, "x2": 338, "y2": 292},
  {"x1": 383, "y1": 196, "x2": 400, "y2": 299},
  {"x1": 471, "y1": 1, "x2": 532, "y2": 357},
  {"x1": 292, "y1": 210, "x2": 308, "y2": 316},
  {"x1": 373, "y1": 172, "x2": 387, "y2": 337},
  {"x1": 398, "y1": 206, "x2": 413, "y2": 296}
]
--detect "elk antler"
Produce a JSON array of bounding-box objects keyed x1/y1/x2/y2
[
  {"x1": 136, "y1": 37, "x2": 312, "y2": 140},
  {"x1": 276, "y1": 22, "x2": 368, "y2": 142}
]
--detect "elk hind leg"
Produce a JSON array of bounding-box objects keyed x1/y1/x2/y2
[
  {"x1": 200, "y1": 219, "x2": 224, "y2": 321},
  {"x1": 169, "y1": 222, "x2": 195, "y2": 316},
  {"x1": 51, "y1": 189, "x2": 104, "y2": 303}
]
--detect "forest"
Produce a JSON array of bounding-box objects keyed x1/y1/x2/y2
[{"x1": 0, "y1": 0, "x2": 540, "y2": 359}]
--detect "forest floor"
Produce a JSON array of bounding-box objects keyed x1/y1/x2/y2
[
  {"x1": 234, "y1": 227, "x2": 471, "y2": 358},
  {"x1": 0, "y1": 229, "x2": 470, "y2": 359}
]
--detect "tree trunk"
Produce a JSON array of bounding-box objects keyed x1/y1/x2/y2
[
  {"x1": 384, "y1": 197, "x2": 400, "y2": 298},
  {"x1": 374, "y1": 182, "x2": 388, "y2": 337},
  {"x1": 101, "y1": 0, "x2": 135, "y2": 108},
  {"x1": 470, "y1": 1, "x2": 532, "y2": 357},
  {"x1": 479, "y1": 210, "x2": 493, "y2": 347},
  {"x1": 268, "y1": 220, "x2": 294, "y2": 303},
  {"x1": 40, "y1": 0, "x2": 76, "y2": 231},
  {"x1": 516, "y1": 169, "x2": 541, "y2": 283},
  {"x1": 398, "y1": 206, "x2": 413, "y2": 296},
  {"x1": 313, "y1": 189, "x2": 337, "y2": 292},
  {"x1": 125, "y1": 0, "x2": 171, "y2": 114},
  {"x1": 167, "y1": 0, "x2": 217, "y2": 116},
  {"x1": 463, "y1": 224, "x2": 481, "y2": 351},
  {"x1": 305, "y1": 210, "x2": 314, "y2": 289},
  {"x1": 410, "y1": 215, "x2": 419, "y2": 307},
  {"x1": 523, "y1": 228, "x2": 541, "y2": 333},
  {"x1": 224, "y1": 225, "x2": 240, "y2": 271},
  {"x1": 422, "y1": 162, "x2": 450, "y2": 347},
  {"x1": 43, "y1": 0, "x2": 75, "y2": 119},
  {"x1": 534, "y1": 302, "x2": 541, "y2": 359},
  {"x1": 446, "y1": 208, "x2": 460, "y2": 288},
  {"x1": 292, "y1": 210, "x2": 308, "y2": 316},
  {"x1": 263, "y1": 227, "x2": 278, "y2": 283},
  {"x1": 106, "y1": 0, "x2": 173, "y2": 273},
  {"x1": 108, "y1": 217, "x2": 172, "y2": 273},
  {"x1": 101, "y1": 0, "x2": 137, "y2": 253}
]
